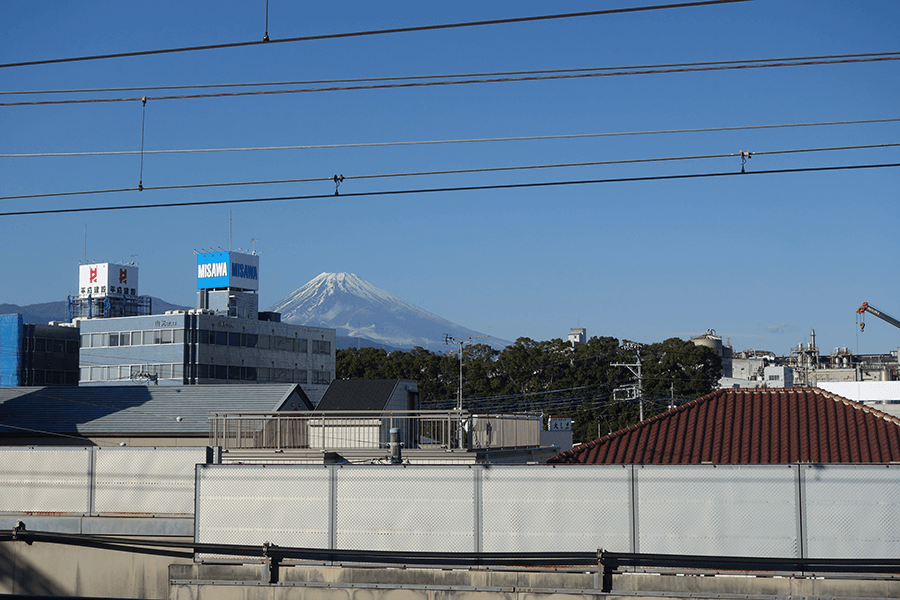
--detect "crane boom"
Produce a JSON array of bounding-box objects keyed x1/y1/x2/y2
[{"x1": 856, "y1": 302, "x2": 900, "y2": 331}]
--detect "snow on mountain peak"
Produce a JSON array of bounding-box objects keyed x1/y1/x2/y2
[{"x1": 267, "y1": 273, "x2": 510, "y2": 350}]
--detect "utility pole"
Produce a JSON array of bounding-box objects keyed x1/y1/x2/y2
[
  {"x1": 612, "y1": 343, "x2": 643, "y2": 421},
  {"x1": 444, "y1": 334, "x2": 488, "y2": 411}
]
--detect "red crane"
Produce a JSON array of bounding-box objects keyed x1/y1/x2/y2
[{"x1": 856, "y1": 302, "x2": 900, "y2": 332}]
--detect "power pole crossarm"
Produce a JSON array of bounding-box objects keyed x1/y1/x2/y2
[{"x1": 612, "y1": 343, "x2": 644, "y2": 421}]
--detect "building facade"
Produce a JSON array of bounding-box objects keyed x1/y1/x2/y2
[
  {"x1": 74, "y1": 250, "x2": 336, "y2": 404},
  {"x1": 78, "y1": 311, "x2": 335, "y2": 403},
  {"x1": 1, "y1": 314, "x2": 80, "y2": 386}
]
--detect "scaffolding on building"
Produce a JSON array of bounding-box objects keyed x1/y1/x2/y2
[{"x1": 66, "y1": 295, "x2": 152, "y2": 321}]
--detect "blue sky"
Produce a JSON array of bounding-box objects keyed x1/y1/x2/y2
[{"x1": 2, "y1": 1, "x2": 898, "y2": 355}]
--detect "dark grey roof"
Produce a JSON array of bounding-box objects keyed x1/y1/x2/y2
[
  {"x1": 315, "y1": 379, "x2": 401, "y2": 411},
  {"x1": 0, "y1": 384, "x2": 312, "y2": 436}
]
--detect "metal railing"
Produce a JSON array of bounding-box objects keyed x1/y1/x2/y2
[{"x1": 208, "y1": 410, "x2": 542, "y2": 451}]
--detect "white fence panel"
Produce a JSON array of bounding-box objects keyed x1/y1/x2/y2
[
  {"x1": 482, "y1": 465, "x2": 631, "y2": 552},
  {"x1": 0, "y1": 447, "x2": 91, "y2": 513},
  {"x1": 195, "y1": 464, "x2": 330, "y2": 549},
  {"x1": 635, "y1": 465, "x2": 798, "y2": 557},
  {"x1": 94, "y1": 447, "x2": 208, "y2": 515},
  {"x1": 804, "y1": 464, "x2": 900, "y2": 558},
  {"x1": 335, "y1": 466, "x2": 476, "y2": 552}
]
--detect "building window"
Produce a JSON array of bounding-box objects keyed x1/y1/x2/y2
[
  {"x1": 312, "y1": 340, "x2": 331, "y2": 355},
  {"x1": 312, "y1": 370, "x2": 330, "y2": 384}
]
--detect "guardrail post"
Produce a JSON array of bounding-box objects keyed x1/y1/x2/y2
[
  {"x1": 598, "y1": 548, "x2": 612, "y2": 592},
  {"x1": 263, "y1": 541, "x2": 280, "y2": 583},
  {"x1": 276, "y1": 413, "x2": 281, "y2": 450}
]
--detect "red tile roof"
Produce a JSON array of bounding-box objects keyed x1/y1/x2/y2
[{"x1": 548, "y1": 388, "x2": 900, "y2": 464}]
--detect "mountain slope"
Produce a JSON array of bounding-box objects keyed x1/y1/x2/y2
[{"x1": 268, "y1": 273, "x2": 511, "y2": 351}]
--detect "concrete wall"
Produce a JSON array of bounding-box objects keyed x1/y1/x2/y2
[
  {"x1": 3, "y1": 540, "x2": 896, "y2": 599},
  {"x1": 1, "y1": 536, "x2": 194, "y2": 597},
  {"x1": 168, "y1": 563, "x2": 900, "y2": 600}
]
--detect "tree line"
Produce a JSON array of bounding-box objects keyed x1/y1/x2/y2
[{"x1": 337, "y1": 336, "x2": 722, "y2": 443}]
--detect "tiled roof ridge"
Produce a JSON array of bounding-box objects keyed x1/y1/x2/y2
[{"x1": 549, "y1": 386, "x2": 900, "y2": 464}]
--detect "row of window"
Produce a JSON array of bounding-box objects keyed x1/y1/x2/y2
[
  {"x1": 80, "y1": 328, "x2": 332, "y2": 355},
  {"x1": 22, "y1": 369, "x2": 79, "y2": 386},
  {"x1": 196, "y1": 366, "x2": 331, "y2": 384},
  {"x1": 24, "y1": 337, "x2": 79, "y2": 354},
  {"x1": 81, "y1": 329, "x2": 184, "y2": 348},
  {"x1": 80, "y1": 363, "x2": 333, "y2": 384},
  {"x1": 81, "y1": 363, "x2": 185, "y2": 382}
]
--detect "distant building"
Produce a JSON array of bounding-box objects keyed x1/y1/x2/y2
[
  {"x1": 711, "y1": 328, "x2": 899, "y2": 389},
  {"x1": 817, "y1": 380, "x2": 900, "y2": 419},
  {"x1": 0, "y1": 314, "x2": 79, "y2": 386},
  {"x1": 568, "y1": 328, "x2": 586, "y2": 346},
  {"x1": 541, "y1": 415, "x2": 573, "y2": 453},
  {"x1": 75, "y1": 250, "x2": 336, "y2": 405}
]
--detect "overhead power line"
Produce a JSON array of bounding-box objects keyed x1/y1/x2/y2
[
  {"x1": 4, "y1": 117, "x2": 897, "y2": 158},
  {"x1": 1, "y1": 162, "x2": 896, "y2": 217},
  {"x1": 4, "y1": 53, "x2": 897, "y2": 107},
  {"x1": 2, "y1": 142, "x2": 896, "y2": 202},
  {"x1": 4, "y1": 51, "x2": 894, "y2": 97},
  {"x1": 1, "y1": 1, "x2": 750, "y2": 69}
]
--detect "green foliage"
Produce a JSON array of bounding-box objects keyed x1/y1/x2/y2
[{"x1": 336, "y1": 334, "x2": 722, "y2": 443}]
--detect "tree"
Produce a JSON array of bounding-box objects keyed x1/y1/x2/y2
[
  {"x1": 641, "y1": 337, "x2": 722, "y2": 402},
  {"x1": 336, "y1": 334, "x2": 723, "y2": 440}
]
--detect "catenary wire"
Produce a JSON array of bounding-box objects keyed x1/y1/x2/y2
[
  {"x1": 0, "y1": 1, "x2": 751, "y2": 69},
  {"x1": 1, "y1": 162, "x2": 897, "y2": 217},
  {"x1": 5, "y1": 117, "x2": 896, "y2": 158},
  {"x1": 4, "y1": 51, "x2": 895, "y2": 97},
  {"x1": 2, "y1": 142, "x2": 896, "y2": 202},
  {"x1": 3, "y1": 54, "x2": 897, "y2": 106}
]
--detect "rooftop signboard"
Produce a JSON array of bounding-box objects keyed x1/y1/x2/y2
[
  {"x1": 78, "y1": 263, "x2": 139, "y2": 297},
  {"x1": 197, "y1": 251, "x2": 259, "y2": 291}
]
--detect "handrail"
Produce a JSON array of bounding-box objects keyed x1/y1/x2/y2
[{"x1": 208, "y1": 410, "x2": 542, "y2": 452}]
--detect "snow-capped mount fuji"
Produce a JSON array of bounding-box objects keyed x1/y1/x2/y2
[{"x1": 268, "y1": 273, "x2": 511, "y2": 351}]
